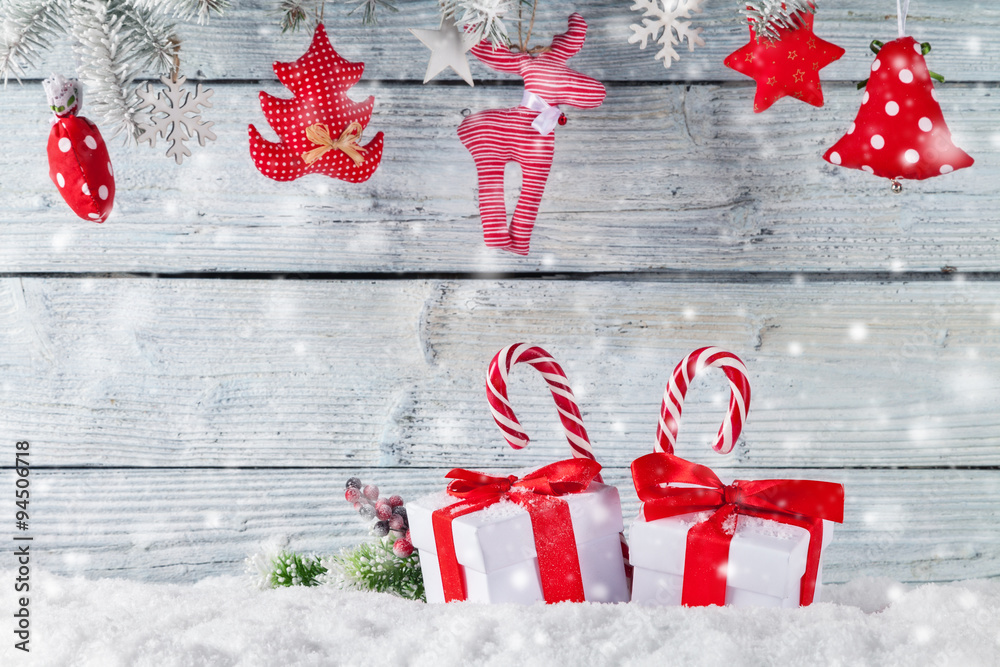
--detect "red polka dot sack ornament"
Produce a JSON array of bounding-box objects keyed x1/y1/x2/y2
[
  {"x1": 43, "y1": 75, "x2": 115, "y2": 223},
  {"x1": 249, "y1": 23, "x2": 384, "y2": 183},
  {"x1": 823, "y1": 1, "x2": 973, "y2": 190}
]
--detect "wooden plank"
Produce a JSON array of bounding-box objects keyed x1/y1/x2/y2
[
  {"x1": 3, "y1": 278, "x2": 1000, "y2": 468},
  {"x1": 0, "y1": 83, "x2": 994, "y2": 273},
  {"x1": 18, "y1": 0, "x2": 1000, "y2": 83},
  {"x1": 19, "y1": 466, "x2": 1000, "y2": 584}
]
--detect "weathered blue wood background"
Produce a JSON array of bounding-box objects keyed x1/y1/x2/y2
[{"x1": 0, "y1": 0, "x2": 997, "y2": 583}]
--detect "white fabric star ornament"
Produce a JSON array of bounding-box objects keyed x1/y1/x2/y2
[{"x1": 409, "y1": 16, "x2": 476, "y2": 86}]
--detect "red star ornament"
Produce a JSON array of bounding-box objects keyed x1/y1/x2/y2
[
  {"x1": 823, "y1": 37, "x2": 973, "y2": 183},
  {"x1": 724, "y1": 13, "x2": 844, "y2": 113}
]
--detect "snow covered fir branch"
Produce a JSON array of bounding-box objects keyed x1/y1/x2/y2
[
  {"x1": 0, "y1": 0, "x2": 226, "y2": 139},
  {"x1": 741, "y1": 0, "x2": 816, "y2": 42},
  {"x1": 274, "y1": 0, "x2": 398, "y2": 30}
]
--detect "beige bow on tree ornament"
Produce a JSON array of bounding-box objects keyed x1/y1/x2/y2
[{"x1": 301, "y1": 122, "x2": 368, "y2": 166}]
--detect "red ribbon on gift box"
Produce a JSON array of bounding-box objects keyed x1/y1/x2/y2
[
  {"x1": 632, "y1": 452, "x2": 844, "y2": 607},
  {"x1": 432, "y1": 458, "x2": 602, "y2": 603}
]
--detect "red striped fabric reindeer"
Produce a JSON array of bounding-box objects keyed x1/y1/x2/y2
[{"x1": 458, "y1": 13, "x2": 606, "y2": 256}]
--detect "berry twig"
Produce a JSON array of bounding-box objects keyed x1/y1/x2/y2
[{"x1": 344, "y1": 476, "x2": 414, "y2": 557}]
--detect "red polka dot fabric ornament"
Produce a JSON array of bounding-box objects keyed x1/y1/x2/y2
[
  {"x1": 724, "y1": 9, "x2": 844, "y2": 113},
  {"x1": 248, "y1": 24, "x2": 384, "y2": 183},
  {"x1": 458, "y1": 13, "x2": 606, "y2": 256},
  {"x1": 44, "y1": 75, "x2": 115, "y2": 223},
  {"x1": 823, "y1": 2, "x2": 973, "y2": 189}
]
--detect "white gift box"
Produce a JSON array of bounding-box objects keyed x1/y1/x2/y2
[
  {"x1": 629, "y1": 506, "x2": 835, "y2": 608},
  {"x1": 409, "y1": 481, "x2": 629, "y2": 604}
]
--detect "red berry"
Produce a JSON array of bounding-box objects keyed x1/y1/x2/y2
[
  {"x1": 345, "y1": 487, "x2": 361, "y2": 503},
  {"x1": 389, "y1": 514, "x2": 405, "y2": 530},
  {"x1": 352, "y1": 502, "x2": 361, "y2": 511},
  {"x1": 393, "y1": 538, "x2": 413, "y2": 558},
  {"x1": 362, "y1": 484, "x2": 379, "y2": 502},
  {"x1": 387, "y1": 495, "x2": 404, "y2": 508},
  {"x1": 405, "y1": 530, "x2": 411, "y2": 541},
  {"x1": 376, "y1": 504, "x2": 392, "y2": 521}
]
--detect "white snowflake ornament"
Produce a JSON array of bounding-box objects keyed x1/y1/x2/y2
[
  {"x1": 136, "y1": 75, "x2": 216, "y2": 164},
  {"x1": 628, "y1": 0, "x2": 706, "y2": 69}
]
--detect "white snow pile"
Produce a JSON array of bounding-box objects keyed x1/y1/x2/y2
[{"x1": 2, "y1": 572, "x2": 998, "y2": 666}]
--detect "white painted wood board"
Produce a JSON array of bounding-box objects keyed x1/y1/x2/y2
[
  {"x1": 15, "y1": 467, "x2": 998, "y2": 583},
  {"x1": 0, "y1": 83, "x2": 993, "y2": 273},
  {"x1": 3, "y1": 278, "x2": 998, "y2": 468},
  {"x1": 15, "y1": 0, "x2": 1000, "y2": 83}
]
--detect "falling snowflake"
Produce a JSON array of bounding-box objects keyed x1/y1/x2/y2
[
  {"x1": 627, "y1": 0, "x2": 707, "y2": 69},
  {"x1": 136, "y1": 75, "x2": 217, "y2": 164}
]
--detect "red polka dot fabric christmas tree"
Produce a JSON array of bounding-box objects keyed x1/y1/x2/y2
[
  {"x1": 44, "y1": 75, "x2": 115, "y2": 223},
  {"x1": 823, "y1": 9, "x2": 973, "y2": 186},
  {"x1": 248, "y1": 24, "x2": 384, "y2": 183}
]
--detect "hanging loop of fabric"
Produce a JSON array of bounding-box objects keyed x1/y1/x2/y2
[{"x1": 897, "y1": 0, "x2": 911, "y2": 37}]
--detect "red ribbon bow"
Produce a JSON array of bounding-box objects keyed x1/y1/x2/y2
[
  {"x1": 432, "y1": 458, "x2": 602, "y2": 603},
  {"x1": 632, "y1": 452, "x2": 844, "y2": 606}
]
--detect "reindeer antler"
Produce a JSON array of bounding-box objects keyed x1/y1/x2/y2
[
  {"x1": 548, "y1": 13, "x2": 588, "y2": 61},
  {"x1": 470, "y1": 38, "x2": 526, "y2": 74}
]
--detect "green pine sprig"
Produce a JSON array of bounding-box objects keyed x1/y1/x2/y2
[
  {"x1": 324, "y1": 537, "x2": 425, "y2": 602},
  {"x1": 267, "y1": 550, "x2": 329, "y2": 588}
]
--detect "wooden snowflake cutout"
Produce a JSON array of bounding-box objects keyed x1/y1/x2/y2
[
  {"x1": 136, "y1": 75, "x2": 217, "y2": 164},
  {"x1": 628, "y1": 0, "x2": 706, "y2": 69}
]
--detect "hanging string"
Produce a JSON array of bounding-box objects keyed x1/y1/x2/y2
[{"x1": 897, "y1": 0, "x2": 911, "y2": 37}]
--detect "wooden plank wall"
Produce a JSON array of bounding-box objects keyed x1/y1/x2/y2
[{"x1": 1, "y1": 0, "x2": 998, "y2": 584}]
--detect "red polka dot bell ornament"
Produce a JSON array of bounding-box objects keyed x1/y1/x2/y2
[
  {"x1": 248, "y1": 24, "x2": 384, "y2": 184},
  {"x1": 44, "y1": 75, "x2": 115, "y2": 223},
  {"x1": 823, "y1": 1, "x2": 973, "y2": 192}
]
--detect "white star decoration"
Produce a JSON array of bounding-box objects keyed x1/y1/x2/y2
[{"x1": 409, "y1": 16, "x2": 476, "y2": 86}]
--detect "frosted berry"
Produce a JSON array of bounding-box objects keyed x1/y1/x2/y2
[
  {"x1": 389, "y1": 514, "x2": 406, "y2": 531},
  {"x1": 345, "y1": 487, "x2": 361, "y2": 503},
  {"x1": 352, "y1": 502, "x2": 362, "y2": 511},
  {"x1": 375, "y1": 503, "x2": 392, "y2": 521},
  {"x1": 358, "y1": 504, "x2": 376, "y2": 520},
  {"x1": 393, "y1": 538, "x2": 414, "y2": 558},
  {"x1": 372, "y1": 520, "x2": 390, "y2": 537},
  {"x1": 405, "y1": 530, "x2": 411, "y2": 541},
  {"x1": 392, "y1": 506, "x2": 407, "y2": 521},
  {"x1": 362, "y1": 484, "x2": 379, "y2": 502},
  {"x1": 387, "y1": 495, "x2": 404, "y2": 508},
  {"x1": 346, "y1": 477, "x2": 362, "y2": 490}
]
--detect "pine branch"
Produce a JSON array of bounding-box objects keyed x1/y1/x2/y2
[
  {"x1": 133, "y1": 0, "x2": 228, "y2": 25},
  {"x1": 0, "y1": 0, "x2": 68, "y2": 84},
  {"x1": 347, "y1": 0, "x2": 397, "y2": 27},
  {"x1": 267, "y1": 551, "x2": 328, "y2": 587},
  {"x1": 323, "y1": 538, "x2": 425, "y2": 601},
  {"x1": 741, "y1": 0, "x2": 816, "y2": 42},
  {"x1": 274, "y1": 0, "x2": 316, "y2": 33},
  {"x1": 440, "y1": 0, "x2": 517, "y2": 47},
  {"x1": 115, "y1": 0, "x2": 179, "y2": 75},
  {"x1": 71, "y1": 0, "x2": 145, "y2": 140}
]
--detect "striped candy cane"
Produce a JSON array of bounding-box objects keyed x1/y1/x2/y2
[
  {"x1": 488, "y1": 343, "x2": 632, "y2": 579},
  {"x1": 487, "y1": 343, "x2": 599, "y2": 476},
  {"x1": 656, "y1": 347, "x2": 752, "y2": 455}
]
